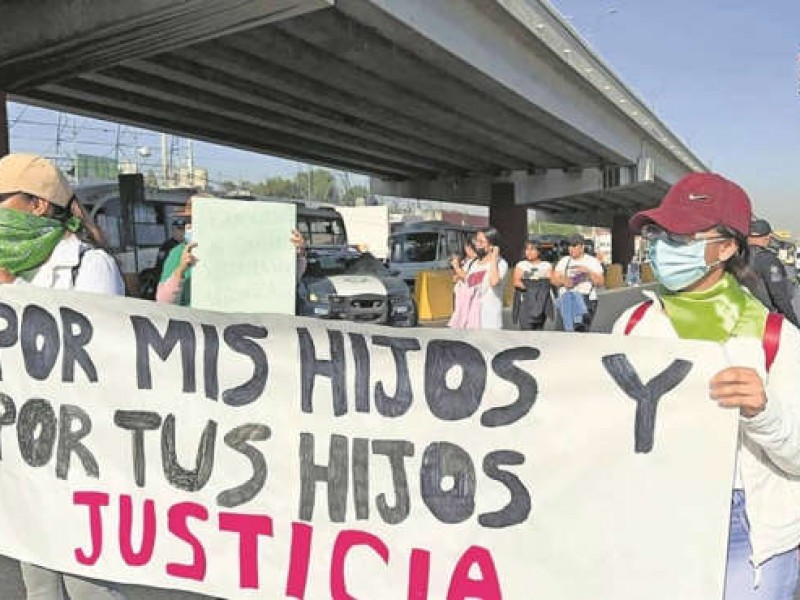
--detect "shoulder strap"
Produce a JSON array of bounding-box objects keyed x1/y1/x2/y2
[
  {"x1": 763, "y1": 312, "x2": 783, "y2": 372},
  {"x1": 71, "y1": 244, "x2": 92, "y2": 285},
  {"x1": 624, "y1": 301, "x2": 783, "y2": 372},
  {"x1": 624, "y1": 300, "x2": 653, "y2": 335}
]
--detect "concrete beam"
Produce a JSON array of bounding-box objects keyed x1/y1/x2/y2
[
  {"x1": 279, "y1": 8, "x2": 598, "y2": 167},
  {"x1": 370, "y1": 174, "x2": 494, "y2": 206},
  {"x1": 0, "y1": 0, "x2": 332, "y2": 89},
  {"x1": 339, "y1": 0, "x2": 704, "y2": 176},
  {"x1": 26, "y1": 88, "x2": 414, "y2": 180},
  {"x1": 119, "y1": 53, "x2": 495, "y2": 173}
]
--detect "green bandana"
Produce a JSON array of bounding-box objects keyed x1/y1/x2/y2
[
  {"x1": 659, "y1": 273, "x2": 767, "y2": 342},
  {"x1": 0, "y1": 208, "x2": 81, "y2": 277}
]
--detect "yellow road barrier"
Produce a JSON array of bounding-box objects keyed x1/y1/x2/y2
[
  {"x1": 605, "y1": 264, "x2": 623, "y2": 289},
  {"x1": 415, "y1": 269, "x2": 455, "y2": 321}
]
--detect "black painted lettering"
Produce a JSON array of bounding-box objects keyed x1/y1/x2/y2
[
  {"x1": 0, "y1": 393, "x2": 16, "y2": 459},
  {"x1": 21, "y1": 305, "x2": 59, "y2": 381},
  {"x1": 130, "y1": 317, "x2": 196, "y2": 392},
  {"x1": 348, "y1": 333, "x2": 370, "y2": 413},
  {"x1": 373, "y1": 440, "x2": 414, "y2": 525},
  {"x1": 420, "y1": 441, "x2": 475, "y2": 524},
  {"x1": 298, "y1": 432, "x2": 348, "y2": 522},
  {"x1": 114, "y1": 411, "x2": 163, "y2": 487},
  {"x1": 17, "y1": 398, "x2": 57, "y2": 467},
  {"x1": 216, "y1": 424, "x2": 270, "y2": 508},
  {"x1": 479, "y1": 451, "x2": 531, "y2": 528},
  {"x1": 202, "y1": 325, "x2": 219, "y2": 401},
  {"x1": 59, "y1": 308, "x2": 97, "y2": 383},
  {"x1": 221, "y1": 324, "x2": 268, "y2": 407},
  {"x1": 482, "y1": 347, "x2": 540, "y2": 427},
  {"x1": 298, "y1": 328, "x2": 346, "y2": 416},
  {"x1": 372, "y1": 336, "x2": 420, "y2": 418},
  {"x1": 0, "y1": 304, "x2": 18, "y2": 380},
  {"x1": 56, "y1": 404, "x2": 98, "y2": 479},
  {"x1": 161, "y1": 414, "x2": 217, "y2": 491},
  {"x1": 602, "y1": 354, "x2": 693, "y2": 453},
  {"x1": 425, "y1": 340, "x2": 486, "y2": 421},
  {"x1": 352, "y1": 437, "x2": 370, "y2": 520}
]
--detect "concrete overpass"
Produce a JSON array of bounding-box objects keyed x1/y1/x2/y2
[{"x1": 0, "y1": 0, "x2": 706, "y2": 262}]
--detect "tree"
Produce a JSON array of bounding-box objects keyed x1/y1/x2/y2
[
  {"x1": 341, "y1": 184, "x2": 370, "y2": 206},
  {"x1": 296, "y1": 169, "x2": 336, "y2": 203}
]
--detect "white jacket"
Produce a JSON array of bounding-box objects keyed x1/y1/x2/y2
[
  {"x1": 614, "y1": 291, "x2": 800, "y2": 566},
  {"x1": 18, "y1": 235, "x2": 124, "y2": 295}
]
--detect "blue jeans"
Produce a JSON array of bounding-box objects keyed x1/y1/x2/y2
[{"x1": 724, "y1": 490, "x2": 798, "y2": 600}]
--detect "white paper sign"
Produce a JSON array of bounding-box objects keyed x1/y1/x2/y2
[
  {"x1": 191, "y1": 197, "x2": 296, "y2": 314},
  {"x1": 0, "y1": 285, "x2": 743, "y2": 599},
  {"x1": 338, "y1": 206, "x2": 390, "y2": 259}
]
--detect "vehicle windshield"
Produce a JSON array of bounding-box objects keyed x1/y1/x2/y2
[
  {"x1": 306, "y1": 252, "x2": 389, "y2": 278},
  {"x1": 297, "y1": 215, "x2": 347, "y2": 246},
  {"x1": 389, "y1": 232, "x2": 439, "y2": 263}
]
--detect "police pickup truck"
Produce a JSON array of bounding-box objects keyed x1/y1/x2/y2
[{"x1": 296, "y1": 205, "x2": 417, "y2": 327}]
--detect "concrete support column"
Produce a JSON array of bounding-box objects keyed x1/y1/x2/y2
[
  {"x1": 489, "y1": 182, "x2": 527, "y2": 264},
  {"x1": 0, "y1": 92, "x2": 8, "y2": 157},
  {"x1": 611, "y1": 213, "x2": 635, "y2": 266}
]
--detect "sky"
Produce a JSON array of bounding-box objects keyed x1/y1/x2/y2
[
  {"x1": 6, "y1": 0, "x2": 800, "y2": 231},
  {"x1": 550, "y1": 0, "x2": 800, "y2": 234}
]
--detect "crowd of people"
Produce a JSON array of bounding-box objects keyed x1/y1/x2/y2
[{"x1": 2, "y1": 153, "x2": 800, "y2": 600}]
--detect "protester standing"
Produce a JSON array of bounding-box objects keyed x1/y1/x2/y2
[
  {"x1": 448, "y1": 237, "x2": 480, "y2": 328},
  {"x1": 0, "y1": 153, "x2": 125, "y2": 599},
  {"x1": 468, "y1": 227, "x2": 508, "y2": 329},
  {"x1": 512, "y1": 240, "x2": 552, "y2": 330},
  {"x1": 614, "y1": 172, "x2": 800, "y2": 600},
  {"x1": 551, "y1": 233, "x2": 604, "y2": 331},
  {"x1": 747, "y1": 218, "x2": 799, "y2": 326},
  {"x1": 155, "y1": 196, "x2": 307, "y2": 306}
]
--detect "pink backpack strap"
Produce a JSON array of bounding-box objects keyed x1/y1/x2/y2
[
  {"x1": 624, "y1": 300, "x2": 654, "y2": 335},
  {"x1": 763, "y1": 312, "x2": 783, "y2": 372}
]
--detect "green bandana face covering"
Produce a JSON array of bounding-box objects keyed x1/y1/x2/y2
[
  {"x1": 660, "y1": 273, "x2": 766, "y2": 342},
  {"x1": 0, "y1": 207, "x2": 81, "y2": 277}
]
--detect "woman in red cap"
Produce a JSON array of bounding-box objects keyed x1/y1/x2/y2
[{"x1": 615, "y1": 173, "x2": 800, "y2": 599}]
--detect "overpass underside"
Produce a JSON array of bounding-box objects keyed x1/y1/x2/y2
[{"x1": 0, "y1": 0, "x2": 703, "y2": 257}]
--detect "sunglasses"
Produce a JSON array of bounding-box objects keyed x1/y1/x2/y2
[{"x1": 641, "y1": 224, "x2": 727, "y2": 246}]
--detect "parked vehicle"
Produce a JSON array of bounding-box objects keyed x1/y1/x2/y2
[
  {"x1": 289, "y1": 204, "x2": 419, "y2": 327},
  {"x1": 388, "y1": 220, "x2": 478, "y2": 289}
]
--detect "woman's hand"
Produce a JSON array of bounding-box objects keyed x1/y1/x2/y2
[
  {"x1": 176, "y1": 242, "x2": 198, "y2": 279},
  {"x1": 709, "y1": 367, "x2": 767, "y2": 418}
]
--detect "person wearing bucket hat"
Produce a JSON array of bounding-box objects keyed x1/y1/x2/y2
[
  {"x1": 0, "y1": 155, "x2": 127, "y2": 598},
  {"x1": 747, "y1": 218, "x2": 799, "y2": 326},
  {"x1": 614, "y1": 172, "x2": 800, "y2": 599}
]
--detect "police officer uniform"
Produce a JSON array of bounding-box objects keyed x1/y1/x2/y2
[{"x1": 748, "y1": 218, "x2": 799, "y2": 326}]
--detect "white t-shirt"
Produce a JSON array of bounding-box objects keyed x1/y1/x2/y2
[
  {"x1": 516, "y1": 260, "x2": 552, "y2": 282},
  {"x1": 467, "y1": 257, "x2": 508, "y2": 329},
  {"x1": 554, "y1": 254, "x2": 603, "y2": 300}
]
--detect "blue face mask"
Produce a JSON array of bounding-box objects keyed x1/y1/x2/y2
[{"x1": 648, "y1": 238, "x2": 713, "y2": 291}]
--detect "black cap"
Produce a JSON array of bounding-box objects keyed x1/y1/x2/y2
[
  {"x1": 749, "y1": 218, "x2": 772, "y2": 237},
  {"x1": 566, "y1": 233, "x2": 585, "y2": 246}
]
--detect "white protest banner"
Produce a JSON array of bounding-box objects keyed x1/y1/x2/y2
[
  {"x1": 0, "y1": 285, "x2": 744, "y2": 599},
  {"x1": 191, "y1": 197, "x2": 297, "y2": 314}
]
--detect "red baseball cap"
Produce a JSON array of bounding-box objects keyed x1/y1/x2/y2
[{"x1": 630, "y1": 173, "x2": 752, "y2": 236}]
